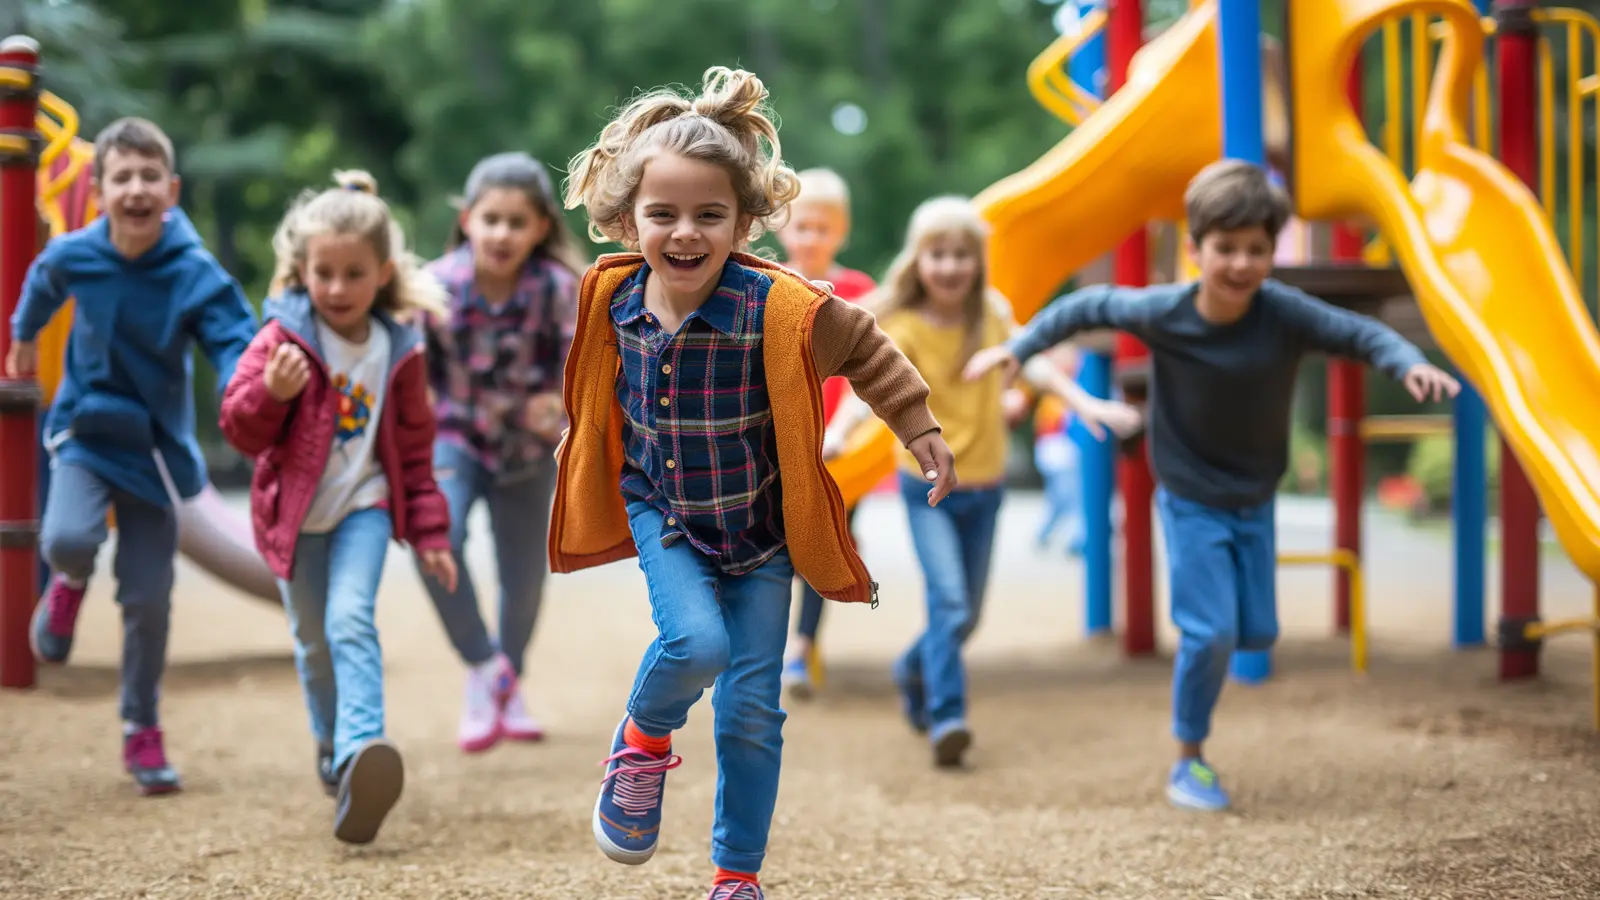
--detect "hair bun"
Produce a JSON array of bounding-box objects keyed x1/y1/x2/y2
[
  {"x1": 333, "y1": 169, "x2": 379, "y2": 195},
  {"x1": 691, "y1": 67, "x2": 769, "y2": 127}
]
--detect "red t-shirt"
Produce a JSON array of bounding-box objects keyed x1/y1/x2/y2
[{"x1": 819, "y1": 266, "x2": 877, "y2": 422}]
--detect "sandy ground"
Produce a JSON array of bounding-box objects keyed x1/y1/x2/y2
[{"x1": 3, "y1": 490, "x2": 1600, "y2": 899}]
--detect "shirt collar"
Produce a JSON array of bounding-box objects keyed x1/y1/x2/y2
[{"x1": 610, "y1": 257, "x2": 747, "y2": 335}]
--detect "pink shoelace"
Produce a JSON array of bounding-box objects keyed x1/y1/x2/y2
[
  {"x1": 124, "y1": 727, "x2": 169, "y2": 771},
  {"x1": 707, "y1": 879, "x2": 763, "y2": 900},
  {"x1": 45, "y1": 579, "x2": 85, "y2": 637},
  {"x1": 599, "y1": 745, "x2": 683, "y2": 818}
]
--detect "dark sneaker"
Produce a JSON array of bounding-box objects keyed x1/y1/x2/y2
[
  {"x1": 317, "y1": 743, "x2": 338, "y2": 797},
  {"x1": 123, "y1": 726, "x2": 182, "y2": 796},
  {"x1": 592, "y1": 718, "x2": 681, "y2": 865},
  {"x1": 31, "y1": 576, "x2": 86, "y2": 664},
  {"x1": 333, "y1": 738, "x2": 404, "y2": 844},
  {"x1": 929, "y1": 718, "x2": 973, "y2": 768}
]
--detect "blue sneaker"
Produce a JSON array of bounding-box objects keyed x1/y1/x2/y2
[
  {"x1": 1167, "y1": 758, "x2": 1230, "y2": 811},
  {"x1": 929, "y1": 718, "x2": 973, "y2": 768},
  {"x1": 891, "y1": 661, "x2": 928, "y2": 734},
  {"x1": 593, "y1": 719, "x2": 681, "y2": 865},
  {"x1": 31, "y1": 576, "x2": 86, "y2": 664},
  {"x1": 781, "y1": 656, "x2": 814, "y2": 700}
]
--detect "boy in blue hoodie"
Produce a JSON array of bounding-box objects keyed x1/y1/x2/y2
[
  {"x1": 5, "y1": 117, "x2": 258, "y2": 796},
  {"x1": 964, "y1": 160, "x2": 1461, "y2": 812}
]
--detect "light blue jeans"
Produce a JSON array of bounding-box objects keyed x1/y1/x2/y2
[
  {"x1": 623, "y1": 499, "x2": 793, "y2": 875},
  {"x1": 895, "y1": 473, "x2": 1004, "y2": 730},
  {"x1": 419, "y1": 441, "x2": 553, "y2": 676},
  {"x1": 1155, "y1": 487, "x2": 1279, "y2": 744},
  {"x1": 278, "y1": 507, "x2": 392, "y2": 770}
]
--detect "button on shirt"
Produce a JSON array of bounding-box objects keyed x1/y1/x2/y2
[{"x1": 611, "y1": 260, "x2": 784, "y2": 574}]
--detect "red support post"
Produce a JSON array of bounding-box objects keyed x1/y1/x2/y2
[
  {"x1": 0, "y1": 35, "x2": 43, "y2": 690},
  {"x1": 1494, "y1": 0, "x2": 1541, "y2": 680},
  {"x1": 1327, "y1": 64, "x2": 1367, "y2": 635},
  {"x1": 1108, "y1": 0, "x2": 1156, "y2": 657}
]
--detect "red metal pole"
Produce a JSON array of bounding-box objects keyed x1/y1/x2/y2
[
  {"x1": 1108, "y1": 0, "x2": 1156, "y2": 658},
  {"x1": 0, "y1": 35, "x2": 43, "y2": 690},
  {"x1": 1327, "y1": 63, "x2": 1367, "y2": 635},
  {"x1": 1494, "y1": 0, "x2": 1541, "y2": 680}
]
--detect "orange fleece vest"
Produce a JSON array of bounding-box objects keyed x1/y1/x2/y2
[{"x1": 547, "y1": 252, "x2": 878, "y2": 605}]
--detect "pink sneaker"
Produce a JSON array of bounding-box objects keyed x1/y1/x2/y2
[
  {"x1": 123, "y1": 726, "x2": 182, "y2": 796},
  {"x1": 31, "y1": 576, "x2": 87, "y2": 664},
  {"x1": 499, "y1": 682, "x2": 545, "y2": 742},
  {"x1": 457, "y1": 661, "x2": 506, "y2": 753}
]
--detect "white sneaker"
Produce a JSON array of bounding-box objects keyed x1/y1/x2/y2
[
  {"x1": 499, "y1": 682, "x2": 545, "y2": 742},
  {"x1": 457, "y1": 661, "x2": 504, "y2": 753}
]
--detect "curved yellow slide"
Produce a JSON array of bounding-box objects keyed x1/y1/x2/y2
[
  {"x1": 826, "y1": 3, "x2": 1226, "y2": 506},
  {"x1": 1291, "y1": 0, "x2": 1600, "y2": 581}
]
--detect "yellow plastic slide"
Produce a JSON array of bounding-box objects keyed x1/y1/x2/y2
[
  {"x1": 1291, "y1": 0, "x2": 1600, "y2": 582},
  {"x1": 825, "y1": 3, "x2": 1227, "y2": 506}
]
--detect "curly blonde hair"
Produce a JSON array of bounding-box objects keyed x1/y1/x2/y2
[
  {"x1": 270, "y1": 169, "x2": 447, "y2": 319},
  {"x1": 563, "y1": 67, "x2": 800, "y2": 248}
]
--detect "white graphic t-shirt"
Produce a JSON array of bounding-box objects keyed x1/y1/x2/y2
[{"x1": 301, "y1": 317, "x2": 392, "y2": 534}]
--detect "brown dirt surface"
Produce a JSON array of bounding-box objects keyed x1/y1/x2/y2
[{"x1": 4, "y1": 493, "x2": 1600, "y2": 899}]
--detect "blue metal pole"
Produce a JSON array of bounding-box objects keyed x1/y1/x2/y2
[
  {"x1": 1077, "y1": 352, "x2": 1114, "y2": 635},
  {"x1": 1217, "y1": 0, "x2": 1272, "y2": 684},
  {"x1": 1452, "y1": 0, "x2": 1493, "y2": 648}
]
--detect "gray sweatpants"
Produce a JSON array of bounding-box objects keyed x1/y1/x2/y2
[{"x1": 41, "y1": 462, "x2": 178, "y2": 728}]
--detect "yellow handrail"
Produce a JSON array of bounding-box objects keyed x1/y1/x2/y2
[
  {"x1": 1026, "y1": 7, "x2": 1108, "y2": 127},
  {"x1": 1279, "y1": 550, "x2": 1367, "y2": 674}
]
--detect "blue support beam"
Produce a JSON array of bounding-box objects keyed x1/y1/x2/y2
[{"x1": 1077, "y1": 352, "x2": 1115, "y2": 635}]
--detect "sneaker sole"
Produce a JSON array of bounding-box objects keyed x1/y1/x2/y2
[
  {"x1": 458, "y1": 727, "x2": 502, "y2": 754},
  {"x1": 932, "y1": 726, "x2": 972, "y2": 768},
  {"x1": 501, "y1": 725, "x2": 545, "y2": 742},
  {"x1": 137, "y1": 780, "x2": 182, "y2": 797},
  {"x1": 335, "y1": 740, "x2": 405, "y2": 844},
  {"x1": 1165, "y1": 783, "x2": 1229, "y2": 812}
]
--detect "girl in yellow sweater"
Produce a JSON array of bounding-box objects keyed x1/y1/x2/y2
[{"x1": 827, "y1": 196, "x2": 1140, "y2": 767}]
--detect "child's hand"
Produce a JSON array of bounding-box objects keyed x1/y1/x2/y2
[
  {"x1": 1002, "y1": 387, "x2": 1031, "y2": 428},
  {"x1": 1403, "y1": 363, "x2": 1461, "y2": 403},
  {"x1": 1076, "y1": 398, "x2": 1143, "y2": 441},
  {"x1": 963, "y1": 346, "x2": 1020, "y2": 384},
  {"x1": 264, "y1": 341, "x2": 311, "y2": 402},
  {"x1": 821, "y1": 428, "x2": 848, "y2": 461},
  {"x1": 524, "y1": 392, "x2": 565, "y2": 441},
  {"x1": 4, "y1": 340, "x2": 37, "y2": 378},
  {"x1": 419, "y1": 548, "x2": 458, "y2": 593},
  {"x1": 906, "y1": 431, "x2": 958, "y2": 506}
]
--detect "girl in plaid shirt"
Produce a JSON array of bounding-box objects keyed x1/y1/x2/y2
[
  {"x1": 551, "y1": 67, "x2": 956, "y2": 900},
  {"x1": 414, "y1": 152, "x2": 586, "y2": 754}
]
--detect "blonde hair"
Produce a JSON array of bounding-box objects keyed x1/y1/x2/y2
[
  {"x1": 563, "y1": 66, "x2": 800, "y2": 248},
  {"x1": 270, "y1": 170, "x2": 447, "y2": 319},
  {"x1": 867, "y1": 195, "x2": 1002, "y2": 379},
  {"x1": 794, "y1": 167, "x2": 852, "y2": 218}
]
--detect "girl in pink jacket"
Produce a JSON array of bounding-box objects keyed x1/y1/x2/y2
[{"x1": 219, "y1": 170, "x2": 455, "y2": 846}]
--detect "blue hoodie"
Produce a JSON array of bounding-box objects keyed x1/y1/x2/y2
[{"x1": 12, "y1": 208, "x2": 259, "y2": 508}]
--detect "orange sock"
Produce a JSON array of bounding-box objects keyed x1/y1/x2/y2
[
  {"x1": 623, "y1": 718, "x2": 672, "y2": 755},
  {"x1": 714, "y1": 867, "x2": 758, "y2": 885}
]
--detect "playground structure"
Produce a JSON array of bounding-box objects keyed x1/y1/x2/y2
[
  {"x1": 953, "y1": 0, "x2": 1600, "y2": 723},
  {"x1": 0, "y1": 38, "x2": 277, "y2": 690}
]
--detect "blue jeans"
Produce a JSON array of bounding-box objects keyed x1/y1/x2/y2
[
  {"x1": 1035, "y1": 434, "x2": 1083, "y2": 548},
  {"x1": 624, "y1": 499, "x2": 792, "y2": 874},
  {"x1": 40, "y1": 461, "x2": 177, "y2": 728},
  {"x1": 419, "y1": 442, "x2": 553, "y2": 675},
  {"x1": 1155, "y1": 487, "x2": 1279, "y2": 744},
  {"x1": 894, "y1": 473, "x2": 1004, "y2": 729},
  {"x1": 278, "y1": 507, "x2": 392, "y2": 770}
]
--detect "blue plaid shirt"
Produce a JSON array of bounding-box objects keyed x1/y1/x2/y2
[{"x1": 612, "y1": 259, "x2": 786, "y2": 574}]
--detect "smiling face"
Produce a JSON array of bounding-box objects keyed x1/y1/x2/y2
[
  {"x1": 776, "y1": 201, "x2": 848, "y2": 280},
  {"x1": 626, "y1": 152, "x2": 748, "y2": 308},
  {"x1": 461, "y1": 186, "x2": 550, "y2": 283},
  {"x1": 915, "y1": 230, "x2": 982, "y2": 315},
  {"x1": 301, "y1": 232, "x2": 394, "y2": 341},
  {"x1": 94, "y1": 148, "x2": 180, "y2": 258},
  {"x1": 1190, "y1": 224, "x2": 1275, "y2": 315}
]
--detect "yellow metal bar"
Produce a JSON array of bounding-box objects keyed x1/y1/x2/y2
[
  {"x1": 1568, "y1": 22, "x2": 1582, "y2": 287},
  {"x1": 1539, "y1": 32, "x2": 1556, "y2": 222},
  {"x1": 1026, "y1": 8, "x2": 1108, "y2": 127},
  {"x1": 36, "y1": 90, "x2": 78, "y2": 168},
  {"x1": 1357, "y1": 414, "x2": 1454, "y2": 441},
  {"x1": 1410, "y1": 13, "x2": 1430, "y2": 177},
  {"x1": 1278, "y1": 550, "x2": 1367, "y2": 675},
  {"x1": 0, "y1": 65, "x2": 31, "y2": 90}
]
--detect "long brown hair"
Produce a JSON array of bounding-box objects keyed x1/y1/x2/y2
[{"x1": 446, "y1": 151, "x2": 588, "y2": 277}]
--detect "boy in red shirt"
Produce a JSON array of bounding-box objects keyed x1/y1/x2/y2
[{"x1": 776, "y1": 168, "x2": 874, "y2": 698}]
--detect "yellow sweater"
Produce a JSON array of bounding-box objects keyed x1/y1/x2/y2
[{"x1": 877, "y1": 304, "x2": 1013, "y2": 486}]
